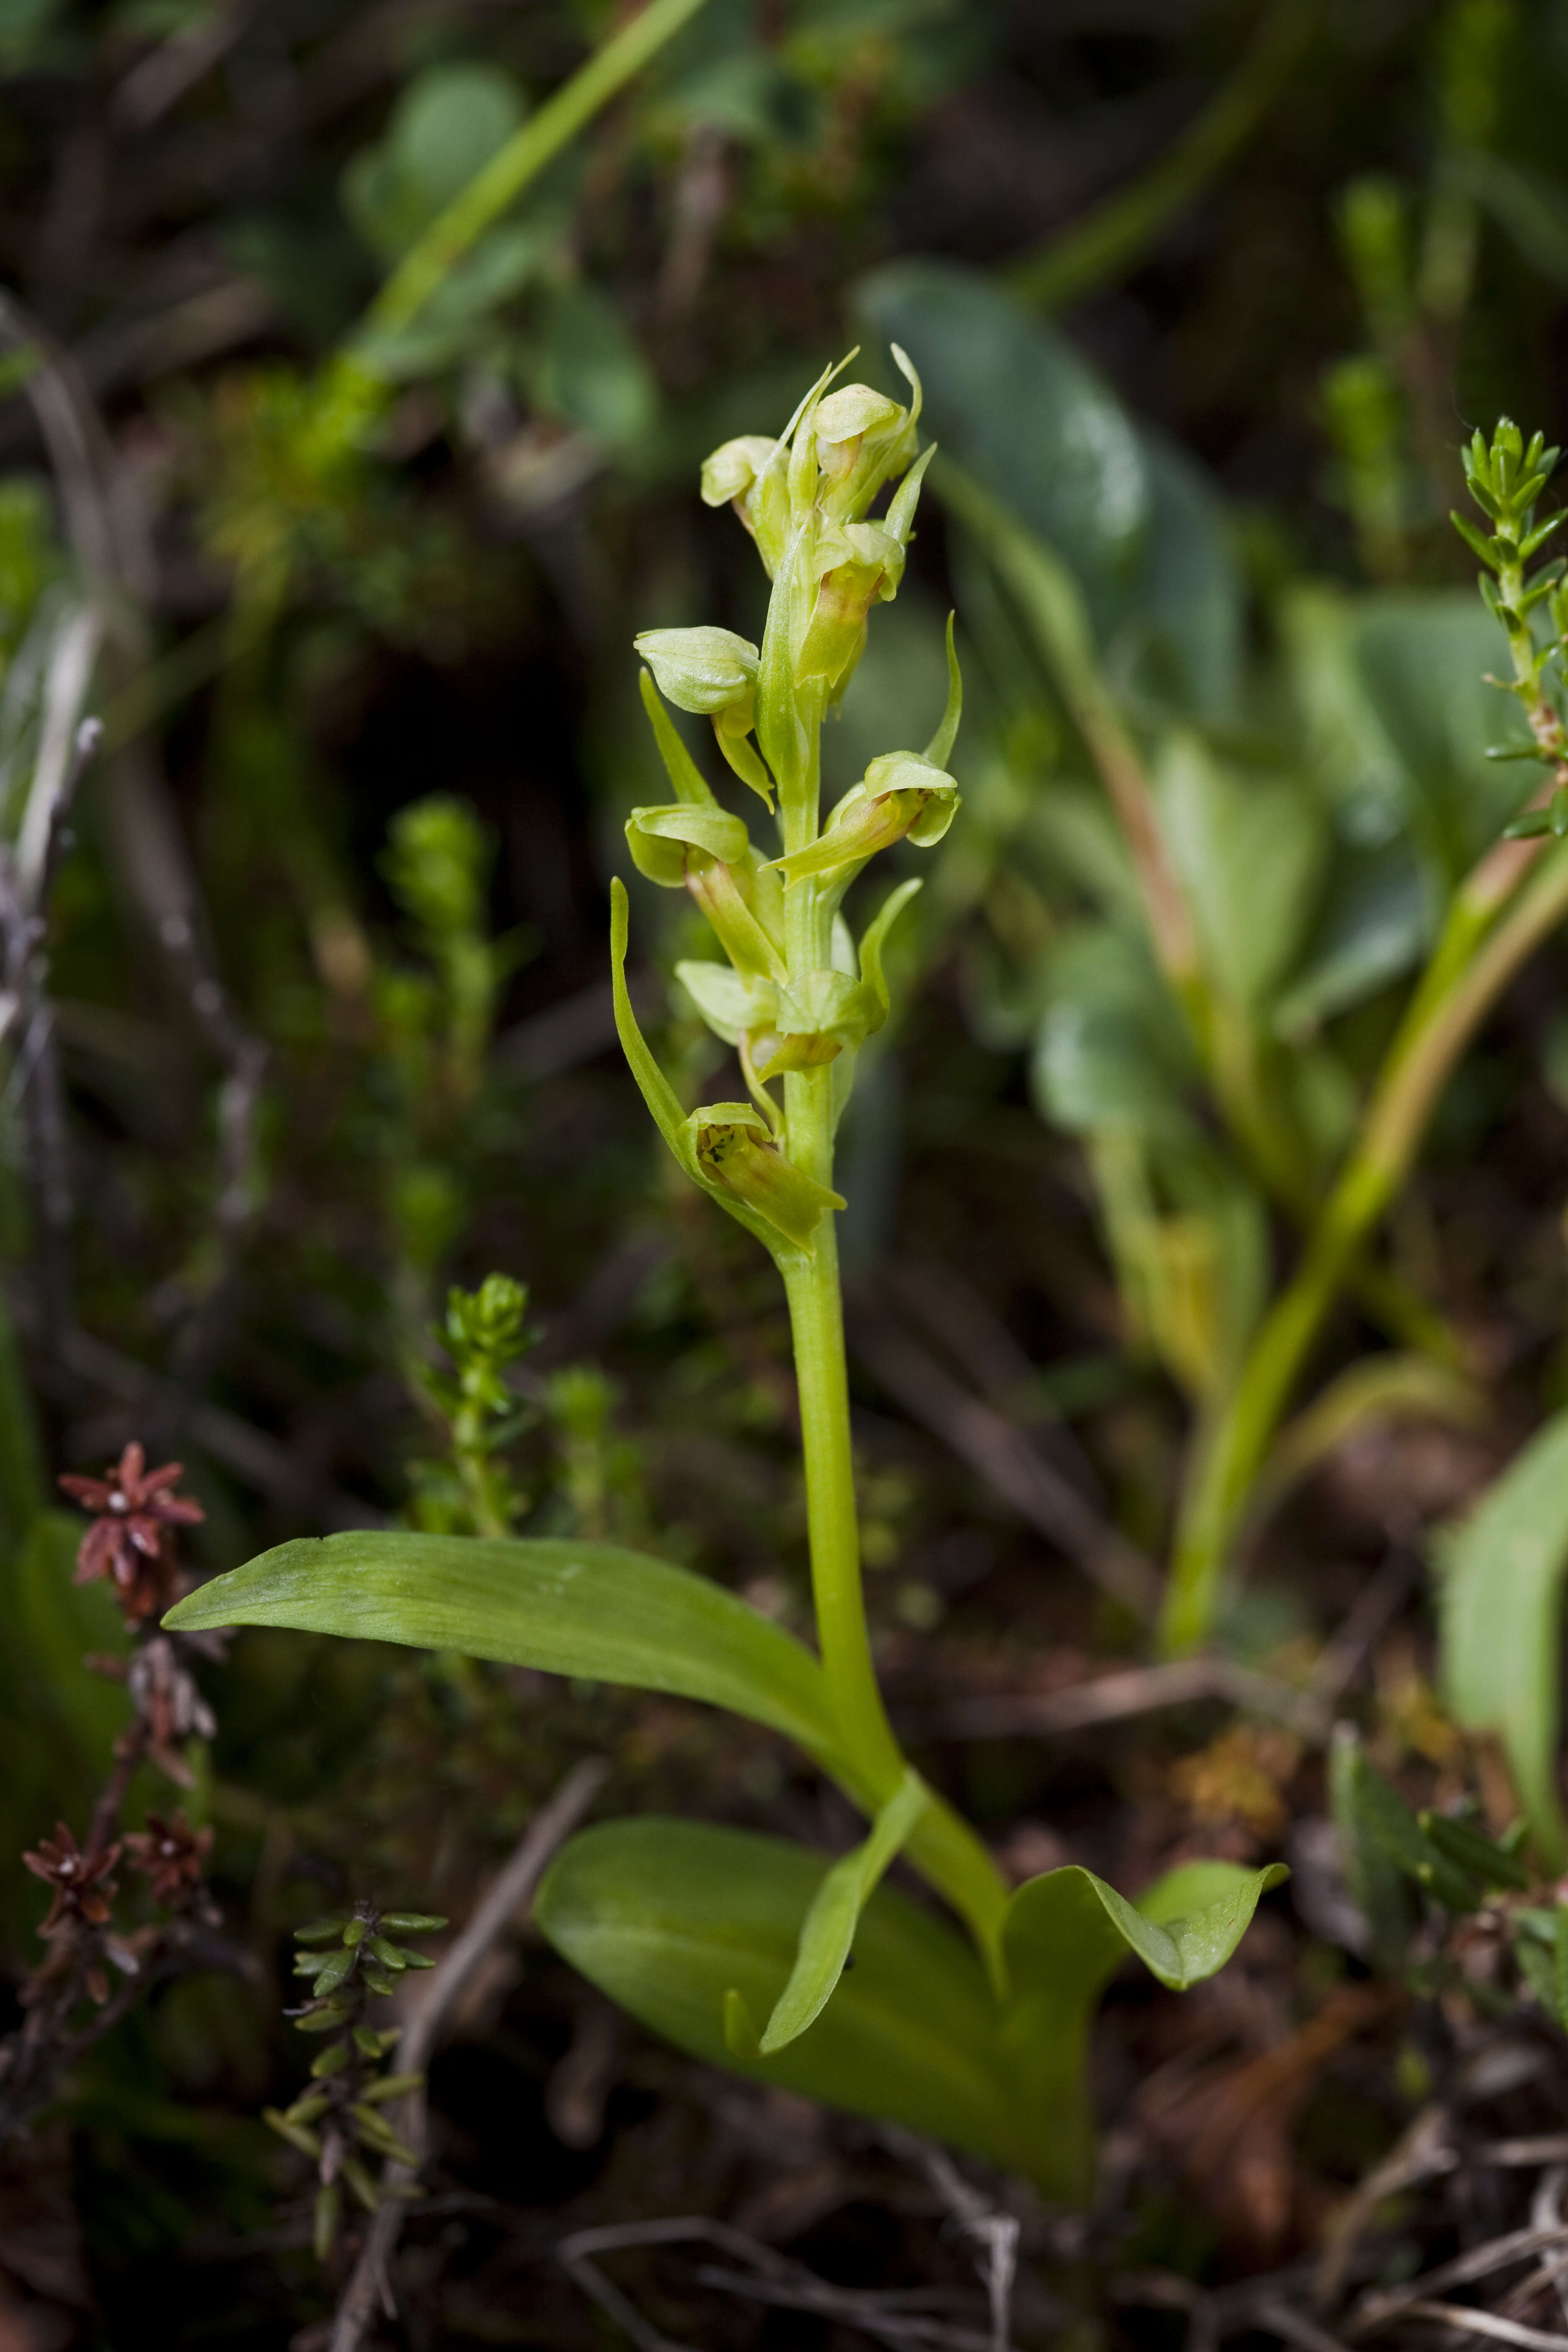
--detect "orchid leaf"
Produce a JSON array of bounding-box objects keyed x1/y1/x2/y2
[
  {"x1": 534, "y1": 1817, "x2": 1033, "y2": 2172},
  {"x1": 1435, "y1": 1403, "x2": 1568, "y2": 1868},
  {"x1": 761, "y1": 1769, "x2": 928, "y2": 2052},
  {"x1": 921, "y1": 610, "x2": 962, "y2": 767},
  {"x1": 639, "y1": 668, "x2": 717, "y2": 807},
  {"x1": 165, "y1": 1531, "x2": 845, "y2": 1770},
  {"x1": 1000, "y1": 1858, "x2": 1284, "y2": 2202}
]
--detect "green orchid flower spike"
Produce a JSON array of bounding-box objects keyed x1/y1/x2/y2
[{"x1": 164, "y1": 353, "x2": 1284, "y2": 2205}]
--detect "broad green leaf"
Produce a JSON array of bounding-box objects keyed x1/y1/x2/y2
[
  {"x1": 1131, "y1": 430, "x2": 1243, "y2": 721},
  {"x1": 1351, "y1": 593, "x2": 1534, "y2": 877},
  {"x1": 535, "y1": 1817, "x2": 1031, "y2": 2172},
  {"x1": 761, "y1": 1769, "x2": 927, "y2": 2053},
  {"x1": 1154, "y1": 730, "x2": 1328, "y2": 1013},
  {"x1": 528, "y1": 279, "x2": 658, "y2": 450},
  {"x1": 1273, "y1": 840, "x2": 1432, "y2": 1037},
  {"x1": 855, "y1": 262, "x2": 1241, "y2": 717},
  {"x1": 343, "y1": 63, "x2": 527, "y2": 259},
  {"x1": 1434, "y1": 1406, "x2": 1568, "y2": 1867},
  {"x1": 1000, "y1": 1858, "x2": 1284, "y2": 2202},
  {"x1": 1031, "y1": 925, "x2": 1197, "y2": 1141},
  {"x1": 855, "y1": 260, "x2": 1149, "y2": 637},
  {"x1": 165, "y1": 1531, "x2": 844, "y2": 1771}
]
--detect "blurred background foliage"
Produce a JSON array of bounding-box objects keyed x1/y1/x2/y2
[{"x1": 9, "y1": 0, "x2": 1568, "y2": 2339}]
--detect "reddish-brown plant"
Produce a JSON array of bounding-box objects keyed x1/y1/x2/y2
[{"x1": 58, "y1": 1442, "x2": 204, "y2": 1625}]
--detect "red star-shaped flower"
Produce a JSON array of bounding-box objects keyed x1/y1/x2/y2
[
  {"x1": 22, "y1": 1823, "x2": 120, "y2": 1934},
  {"x1": 58, "y1": 1442, "x2": 204, "y2": 1625},
  {"x1": 125, "y1": 1810, "x2": 214, "y2": 1908}
]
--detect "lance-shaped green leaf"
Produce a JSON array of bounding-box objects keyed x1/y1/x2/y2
[
  {"x1": 634, "y1": 626, "x2": 758, "y2": 722},
  {"x1": 639, "y1": 668, "x2": 717, "y2": 807},
  {"x1": 1330, "y1": 1727, "x2": 1479, "y2": 1911},
  {"x1": 609, "y1": 879, "x2": 783, "y2": 1259},
  {"x1": 923, "y1": 611, "x2": 962, "y2": 769},
  {"x1": 1000, "y1": 1858, "x2": 1285, "y2": 2204},
  {"x1": 713, "y1": 726, "x2": 777, "y2": 812},
  {"x1": 761, "y1": 1769, "x2": 928, "y2": 2053},
  {"x1": 686, "y1": 1102, "x2": 844, "y2": 1248},
  {"x1": 165, "y1": 1531, "x2": 847, "y2": 1769},
  {"x1": 534, "y1": 1817, "x2": 1035, "y2": 2174},
  {"x1": 1435, "y1": 1402, "x2": 1568, "y2": 1870},
  {"x1": 769, "y1": 752, "x2": 959, "y2": 890},
  {"x1": 855, "y1": 876, "x2": 922, "y2": 1030}
]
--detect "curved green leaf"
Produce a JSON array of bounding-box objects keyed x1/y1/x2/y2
[
  {"x1": 999, "y1": 1858, "x2": 1284, "y2": 2202},
  {"x1": 535, "y1": 1817, "x2": 1030, "y2": 2171},
  {"x1": 1435, "y1": 1404, "x2": 1568, "y2": 1868},
  {"x1": 165, "y1": 1531, "x2": 843, "y2": 1768},
  {"x1": 761, "y1": 1769, "x2": 927, "y2": 2053}
]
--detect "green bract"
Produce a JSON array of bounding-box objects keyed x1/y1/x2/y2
[{"x1": 165, "y1": 355, "x2": 1283, "y2": 2200}]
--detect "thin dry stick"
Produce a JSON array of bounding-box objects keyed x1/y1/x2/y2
[
  {"x1": 1253, "y1": 2303, "x2": 1357, "y2": 2352},
  {"x1": 0, "y1": 287, "x2": 271, "y2": 1398},
  {"x1": 915, "y1": 1656, "x2": 1328, "y2": 1745},
  {"x1": 559, "y1": 2215, "x2": 1011, "y2": 2352},
  {"x1": 887, "y1": 2130, "x2": 1019, "y2": 2352},
  {"x1": 559, "y1": 2218, "x2": 778, "y2": 2352},
  {"x1": 1349, "y1": 2228, "x2": 1568, "y2": 2336},
  {"x1": 849, "y1": 1302, "x2": 1161, "y2": 1620},
  {"x1": 1402, "y1": 2303, "x2": 1568, "y2": 2352},
  {"x1": 1314, "y1": 2102, "x2": 1457, "y2": 2309},
  {"x1": 327, "y1": 1758, "x2": 608, "y2": 2352},
  {"x1": 694, "y1": 2264, "x2": 1004, "y2": 2352}
]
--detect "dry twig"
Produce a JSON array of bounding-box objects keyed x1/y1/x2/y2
[{"x1": 849, "y1": 1295, "x2": 1161, "y2": 1620}]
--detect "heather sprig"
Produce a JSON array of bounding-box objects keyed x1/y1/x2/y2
[{"x1": 266, "y1": 1901, "x2": 446, "y2": 2261}]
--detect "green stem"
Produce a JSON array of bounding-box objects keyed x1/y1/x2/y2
[
  {"x1": 771, "y1": 689, "x2": 1009, "y2": 1965},
  {"x1": 361, "y1": 0, "x2": 714, "y2": 347},
  {"x1": 1160, "y1": 837, "x2": 1568, "y2": 1655}
]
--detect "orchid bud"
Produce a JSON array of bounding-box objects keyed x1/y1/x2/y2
[
  {"x1": 674, "y1": 961, "x2": 779, "y2": 1046},
  {"x1": 634, "y1": 627, "x2": 759, "y2": 729},
  {"x1": 701, "y1": 434, "x2": 792, "y2": 577},
  {"x1": 795, "y1": 520, "x2": 903, "y2": 697},
  {"x1": 812, "y1": 346, "x2": 922, "y2": 521},
  {"x1": 624, "y1": 802, "x2": 750, "y2": 887},
  {"x1": 624, "y1": 805, "x2": 786, "y2": 979},
  {"x1": 813, "y1": 387, "x2": 913, "y2": 524},
  {"x1": 686, "y1": 1103, "x2": 845, "y2": 1248},
  {"x1": 769, "y1": 753, "x2": 959, "y2": 889},
  {"x1": 751, "y1": 969, "x2": 861, "y2": 1079},
  {"x1": 700, "y1": 436, "x2": 775, "y2": 508},
  {"x1": 794, "y1": 444, "x2": 934, "y2": 699}
]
